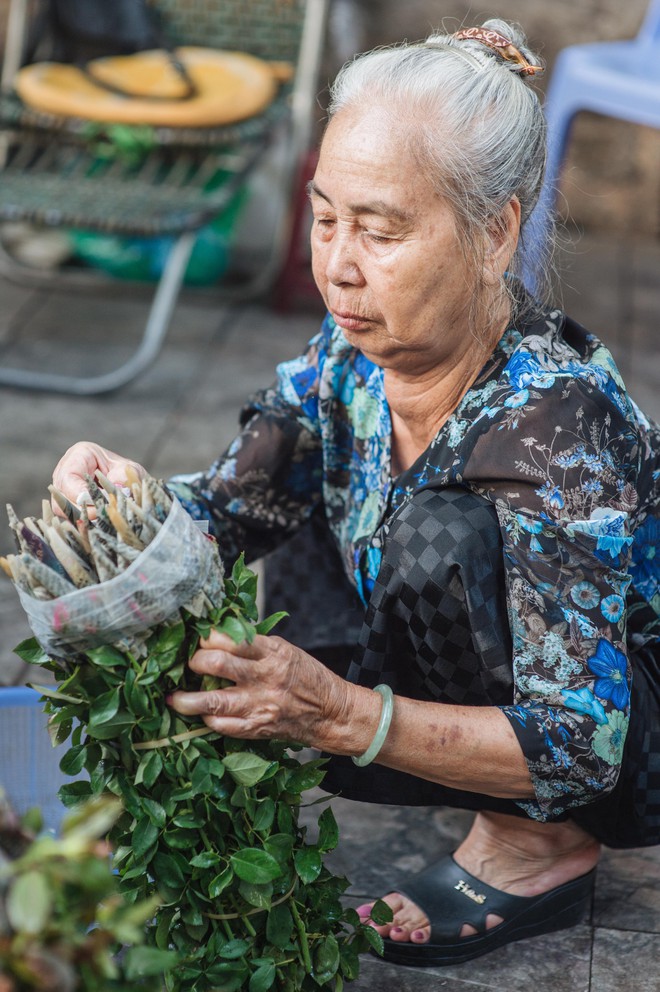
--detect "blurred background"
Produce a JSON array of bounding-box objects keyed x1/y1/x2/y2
[{"x1": 0, "y1": 0, "x2": 658, "y2": 684}]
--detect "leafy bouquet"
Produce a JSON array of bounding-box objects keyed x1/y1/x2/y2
[
  {"x1": 2, "y1": 473, "x2": 387, "y2": 992},
  {"x1": 0, "y1": 792, "x2": 170, "y2": 992}
]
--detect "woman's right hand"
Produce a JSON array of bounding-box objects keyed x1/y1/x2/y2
[{"x1": 52, "y1": 441, "x2": 146, "y2": 506}]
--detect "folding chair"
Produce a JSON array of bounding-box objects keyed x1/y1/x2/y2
[
  {"x1": 0, "y1": 685, "x2": 82, "y2": 832},
  {"x1": 0, "y1": 0, "x2": 329, "y2": 394},
  {"x1": 522, "y1": 0, "x2": 660, "y2": 294}
]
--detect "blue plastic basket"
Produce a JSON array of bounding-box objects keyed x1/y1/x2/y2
[{"x1": 0, "y1": 685, "x2": 85, "y2": 831}]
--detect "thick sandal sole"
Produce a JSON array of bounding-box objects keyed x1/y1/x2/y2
[{"x1": 380, "y1": 871, "x2": 594, "y2": 968}]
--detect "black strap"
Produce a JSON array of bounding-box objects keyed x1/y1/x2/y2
[
  {"x1": 81, "y1": 51, "x2": 198, "y2": 102},
  {"x1": 27, "y1": 0, "x2": 199, "y2": 102}
]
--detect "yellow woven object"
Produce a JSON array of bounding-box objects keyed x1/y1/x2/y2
[{"x1": 15, "y1": 47, "x2": 288, "y2": 126}]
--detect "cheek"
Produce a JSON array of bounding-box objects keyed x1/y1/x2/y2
[{"x1": 310, "y1": 249, "x2": 328, "y2": 296}]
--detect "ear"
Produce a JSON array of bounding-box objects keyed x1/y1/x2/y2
[{"x1": 483, "y1": 197, "x2": 521, "y2": 285}]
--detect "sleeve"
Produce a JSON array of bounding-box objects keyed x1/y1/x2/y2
[
  {"x1": 166, "y1": 320, "x2": 332, "y2": 565},
  {"x1": 467, "y1": 376, "x2": 640, "y2": 821}
]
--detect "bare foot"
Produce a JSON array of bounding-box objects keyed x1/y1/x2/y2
[{"x1": 356, "y1": 810, "x2": 601, "y2": 943}]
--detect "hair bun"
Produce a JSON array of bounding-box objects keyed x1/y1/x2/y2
[{"x1": 450, "y1": 19, "x2": 544, "y2": 78}]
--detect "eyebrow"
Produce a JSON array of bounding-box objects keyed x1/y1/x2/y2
[{"x1": 307, "y1": 180, "x2": 414, "y2": 225}]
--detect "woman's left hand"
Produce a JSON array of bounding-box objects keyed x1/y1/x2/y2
[{"x1": 167, "y1": 630, "x2": 370, "y2": 753}]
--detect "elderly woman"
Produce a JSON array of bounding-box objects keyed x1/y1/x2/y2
[{"x1": 53, "y1": 20, "x2": 660, "y2": 969}]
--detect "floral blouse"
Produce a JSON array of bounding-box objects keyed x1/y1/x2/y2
[{"x1": 169, "y1": 300, "x2": 660, "y2": 822}]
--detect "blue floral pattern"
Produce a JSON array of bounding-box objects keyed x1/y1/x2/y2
[{"x1": 168, "y1": 296, "x2": 660, "y2": 822}]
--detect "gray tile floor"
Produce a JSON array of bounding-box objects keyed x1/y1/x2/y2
[{"x1": 0, "y1": 231, "x2": 659, "y2": 990}]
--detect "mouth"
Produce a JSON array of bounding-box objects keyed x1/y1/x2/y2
[{"x1": 331, "y1": 309, "x2": 373, "y2": 332}]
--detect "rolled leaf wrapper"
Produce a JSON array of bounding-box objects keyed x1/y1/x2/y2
[{"x1": 17, "y1": 497, "x2": 220, "y2": 658}]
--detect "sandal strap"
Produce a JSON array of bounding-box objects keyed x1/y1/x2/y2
[{"x1": 397, "y1": 854, "x2": 543, "y2": 941}]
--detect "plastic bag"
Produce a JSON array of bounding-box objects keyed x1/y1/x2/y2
[{"x1": 18, "y1": 497, "x2": 220, "y2": 658}]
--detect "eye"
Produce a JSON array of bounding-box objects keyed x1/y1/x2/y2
[
  {"x1": 312, "y1": 215, "x2": 335, "y2": 238},
  {"x1": 364, "y1": 229, "x2": 395, "y2": 245}
]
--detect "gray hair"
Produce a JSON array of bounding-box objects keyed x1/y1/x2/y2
[{"x1": 327, "y1": 19, "x2": 553, "y2": 327}]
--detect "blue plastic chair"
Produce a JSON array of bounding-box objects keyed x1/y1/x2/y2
[
  {"x1": 0, "y1": 685, "x2": 83, "y2": 831},
  {"x1": 523, "y1": 0, "x2": 660, "y2": 293}
]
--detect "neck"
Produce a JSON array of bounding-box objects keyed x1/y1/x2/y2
[{"x1": 386, "y1": 314, "x2": 508, "y2": 474}]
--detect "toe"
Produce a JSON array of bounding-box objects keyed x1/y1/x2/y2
[{"x1": 357, "y1": 892, "x2": 430, "y2": 942}]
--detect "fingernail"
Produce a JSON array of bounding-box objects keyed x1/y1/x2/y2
[
  {"x1": 355, "y1": 904, "x2": 372, "y2": 917},
  {"x1": 164, "y1": 694, "x2": 173, "y2": 705},
  {"x1": 412, "y1": 930, "x2": 427, "y2": 941},
  {"x1": 391, "y1": 926, "x2": 404, "y2": 935}
]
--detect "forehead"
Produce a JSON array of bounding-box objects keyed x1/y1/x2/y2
[{"x1": 316, "y1": 105, "x2": 439, "y2": 211}]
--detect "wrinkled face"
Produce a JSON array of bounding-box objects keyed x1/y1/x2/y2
[{"x1": 310, "y1": 104, "x2": 478, "y2": 375}]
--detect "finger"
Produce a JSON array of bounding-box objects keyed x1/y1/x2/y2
[
  {"x1": 166, "y1": 688, "x2": 268, "y2": 739},
  {"x1": 187, "y1": 646, "x2": 252, "y2": 683},
  {"x1": 53, "y1": 442, "x2": 112, "y2": 505},
  {"x1": 200, "y1": 630, "x2": 275, "y2": 659},
  {"x1": 167, "y1": 687, "x2": 229, "y2": 718}
]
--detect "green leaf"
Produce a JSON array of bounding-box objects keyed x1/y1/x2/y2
[
  {"x1": 164, "y1": 828, "x2": 197, "y2": 850},
  {"x1": 338, "y1": 940, "x2": 361, "y2": 980},
  {"x1": 59, "y1": 744, "x2": 86, "y2": 776},
  {"x1": 255, "y1": 611, "x2": 288, "y2": 636},
  {"x1": 317, "y1": 807, "x2": 339, "y2": 852},
  {"x1": 123, "y1": 669, "x2": 151, "y2": 717},
  {"x1": 223, "y1": 752, "x2": 273, "y2": 787},
  {"x1": 252, "y1": 797, "x2": 276, "y2": 833},
  {"x1": 141, "y1": 797, "x2": 167, "y2": 828},
  {"x1": 265, "y1": 901, "x2": 293, "y2": 950},
  {"x1": 132, "y1": 816, "x2": 159, "y2": 859},
  {"x1": 87, "y1": 644, "x2": 127, "y2": 668},
  {"x1": 361, "y1": 925, "x2": 385, "y2": 956},
  {"x1": 239, "y1": 879, "x2": 273, "y2": 909},
  {"x1": 209, "y1": 866, "x2": 234, "y2": 898},
  {"x1": 189, "y1": 851, "x2": 222, "y2": 869},
  {"x1": 217, "y1": 615, "x2": 253, "y2": 644},
  {"x1": 294, "y1": 847, "x2": 322, "y2": 884},
  {"x1": 85, "y1": 709, "x2": 134, "y2": 739},
  {"x1": 285, "y1": 763, "x2": 326, "y2": 794},
  {"x1": 152, "y1": 851, "x2": 186, "y2": 889},
  {"x1": 369, "y1": 898, "x2": 394, "y2": 926},
  {"x1": 219, "y1": 938, "x2": 250, "y2": 960},
  {"x1": 134, "y1": 749, "x2": 163, "y2": 788},
  {"x1": 89, "y1": 687, "x2": 120, "y2": 725},
  {"x1": 204, "y1": 962, "x2": 248, "y2": 992},
  {"x1": 314, "y1": 934, "x2": 340, "y2": 985},
  {"x1": 123, "y1": 946, "x2": 180, "y2": 979},
  {"x1": 263, "y1": 833, "x2": 294, "y2": 866},
  {"x1": 249, "y1": 960, "x2": 276, "y2": 992},
  {"x1": 13, "y1": 637, "x2": 49, "y2": 665},
  {"x1": 191, "y1": 757, "x2": 213, "y2": 793},
  {"x1": 7, "y1": 871, "x2": 52, "y2": 934},
  {"x1": 59, "y1": 780, "x2": 93, "y2": 807},
  {"x1": 230, "y1": 848, "x2": 282, "y2": 885}
]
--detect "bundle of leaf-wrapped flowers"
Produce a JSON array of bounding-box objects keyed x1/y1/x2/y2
[{"x1": 2, "y1": 471, "x2": 384, "y2": 992}]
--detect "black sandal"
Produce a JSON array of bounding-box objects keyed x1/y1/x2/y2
[{"x1": 379, "y1": 854, "x2": 595, "y2": 967}]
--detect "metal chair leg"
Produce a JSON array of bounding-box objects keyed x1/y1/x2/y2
[{"x1": 0, "y1": 230, "x2": 196, "y2": 395}]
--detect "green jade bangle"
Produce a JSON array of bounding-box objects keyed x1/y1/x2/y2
[{"x1": 352, "y1": 684, "x2": 394, "y2": 767}]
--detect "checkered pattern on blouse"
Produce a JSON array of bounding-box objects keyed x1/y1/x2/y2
[{"x1": 347, "y1": 487, "x2": 514, "y2": 706}]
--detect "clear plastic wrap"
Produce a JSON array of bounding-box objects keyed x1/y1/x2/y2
[{"x1": 17, "y1": 497, "x2": 221, "y2": 658}]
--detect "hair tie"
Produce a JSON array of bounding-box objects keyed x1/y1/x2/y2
[{"x1": 452, "y1": 27, "x2": 544, "y2": 77}]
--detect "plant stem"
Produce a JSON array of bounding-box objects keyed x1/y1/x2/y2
[{"x1": 290, "y1": 898, "x2": 312, "y2": 974}]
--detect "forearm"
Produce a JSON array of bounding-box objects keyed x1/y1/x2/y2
[
  {"x1": 169, "y1": 634, "x2": 534, "y2": 801},
  {"x1": 322, "y1": 685, "x2": 534, "y2": 800}
]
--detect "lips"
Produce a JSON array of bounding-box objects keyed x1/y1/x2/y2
[{"x1": 331, "y1": 309, "x2": 372, "y2": 332}]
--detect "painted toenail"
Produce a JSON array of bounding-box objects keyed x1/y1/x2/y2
[
  {"x1": 391, "y1": 927, "x2": 404, "y2": 934},
  {"x1": 412, "y1": 930, "x2": 426, "y2": 941}
]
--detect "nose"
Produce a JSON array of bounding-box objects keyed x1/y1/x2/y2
[{"x1": 321, "y1": 228, "x2": 365, "y2": 288}]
